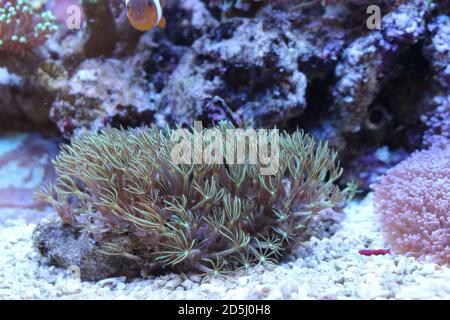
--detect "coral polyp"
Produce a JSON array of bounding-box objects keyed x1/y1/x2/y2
[
  {"x1": 35, "y1": 124, "x2": 355, "y2": 276},
  {"x1": 0, "y1": 0, "x2": 57, "y2": 53},
  {"x1": 372, "y1": 145, "x2": 450, "y2": 265}
]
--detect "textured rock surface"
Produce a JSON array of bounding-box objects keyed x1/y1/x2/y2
[
  {"x1": 50, "y1": 56, "x2": 158, "y2": 138},
  {"x1": 331, "y1": 0, "x2": 430, "y2": 134},
  {"x1": 33, "y1": 221, "x2": 141, "y2": 281},
  {"x1": 421, "y1": 15, "x2": 450, "y2": 148},
  {"x1": 160, "y1": 17, "x2": 309, "y2": 127}
]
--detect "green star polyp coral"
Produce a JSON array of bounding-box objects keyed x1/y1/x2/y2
[
  {"x1": 36, "y1": 124, "x2": 355, "y2": 275},
  {"x1": 0, "y1": 0, "x2": 57, "y2": 53}
]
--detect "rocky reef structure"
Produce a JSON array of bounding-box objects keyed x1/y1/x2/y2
[
  {"x1": 1, "y1": 0, "x2": 449, "y2": 188},
  {"x1": 50, "y1": 55, "x2": 158, "y2": 137},
  {"x1": 421, "y1": 15, "x2": 450, "y2": 148},
  {"x1": 160, "y1": 17, "x2": 310, "y2": 127},
  {"x1": 330, "y1": 0, "x2": 429, "y2": 134},
  {"x1": 48, "y1": 0, "x2": 219, "y2": 137}
]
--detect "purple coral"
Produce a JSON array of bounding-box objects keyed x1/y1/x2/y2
[{"x1": 372, "y1": 146, "x2": 450, "y2": 265}]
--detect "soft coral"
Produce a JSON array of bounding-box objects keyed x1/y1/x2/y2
[
  {"x1": 372, "y1": 145, "x2": 450, "y2": 265},
  {"x1": 0, "y1": 0, "x2": 57, "y2": 54}
]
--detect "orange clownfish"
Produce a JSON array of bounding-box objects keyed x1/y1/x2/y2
[{"x1": 126, "y1": 0, "x2": 166, "y2": 31}]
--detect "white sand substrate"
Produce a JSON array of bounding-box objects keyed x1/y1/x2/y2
[{"x1": 0, "y1": 195, "x2": 449, "y2": 300}]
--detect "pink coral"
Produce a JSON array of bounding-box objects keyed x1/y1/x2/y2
[{"x1": 372, "y1": 146, "x2": 450, "y2": 265}]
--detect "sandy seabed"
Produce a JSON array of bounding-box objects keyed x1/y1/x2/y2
[{"x1": 0, "y1": 195, "x2": 449, "y2": 300}]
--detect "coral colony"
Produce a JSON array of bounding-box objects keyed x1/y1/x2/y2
[
  {"x1": 0, "y1": 0, "x2": 57, "y2": 53},
  {"x1": 35, "y1": 123, "x2": 355, "y2": 277},
  {"x1": 372, "y1": 145, "x2": 450, "y2": 265}
]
